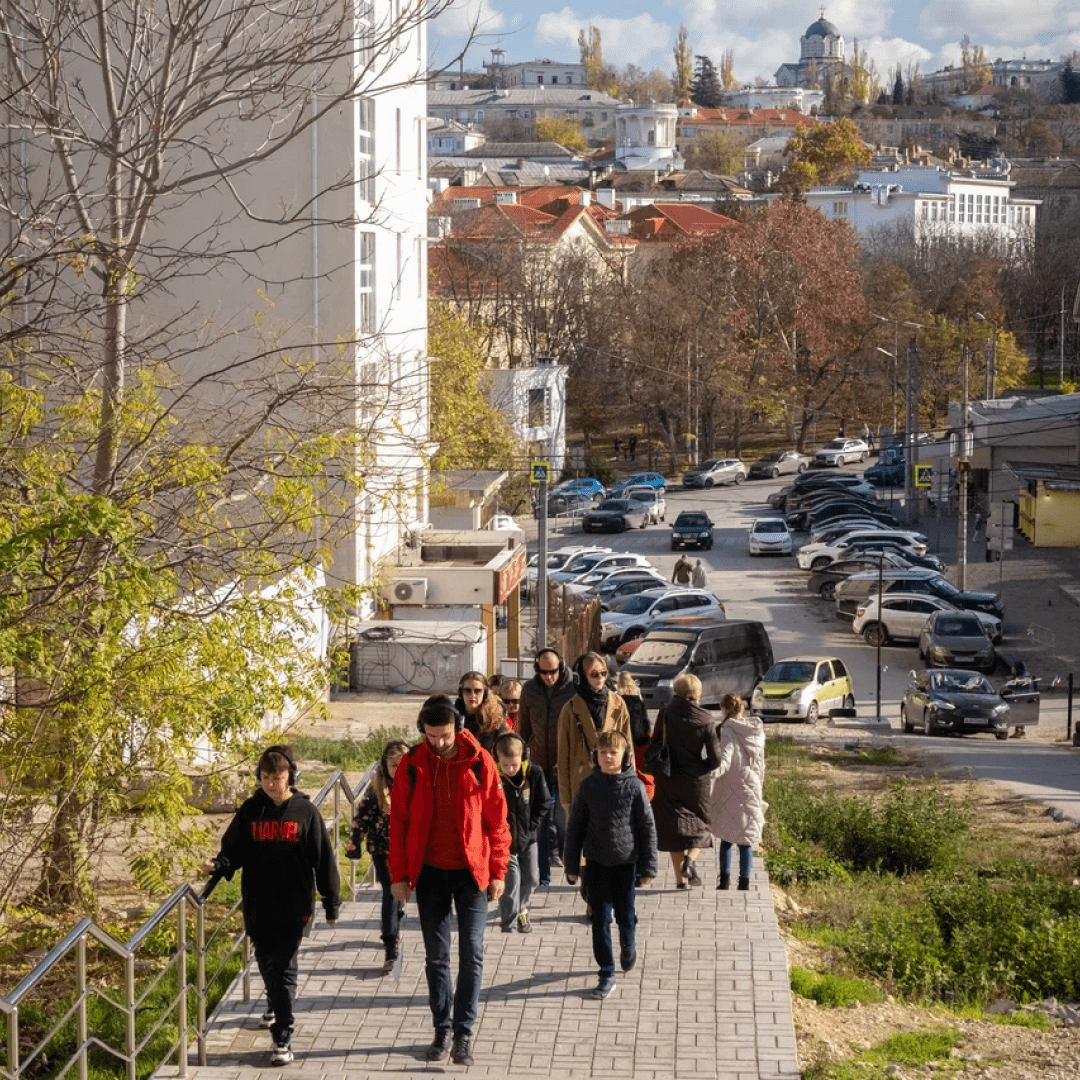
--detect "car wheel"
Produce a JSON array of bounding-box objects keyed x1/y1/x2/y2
[
  {"x1": 620, "y1": 519, "x2": 629, "y2": 532},
  {"x1": 771, "y1": 467, "x2": 780, "y2": 478},
  {"x1": 670, "y1": 543, "x2": 678, "y2": 551},
  {"x1": 901, "y1": 704, "x2": 915, "y2": 733},
  {"x1": 860, "y1": 451, "x2": 868, "y2": 462},
  {"x1": 805, "y1": 700, "x2": 819, "y2": 724},
  {"x1": 819, "y1": 581, "x2": 837, "y2": 601},
  {"x1": 836, "y1": 455, "x2": 845, "y2": 467},
  {"x1": 863, "y1": 622, "x2": 888, "y2": 648},
  {"x1": 995, "y1": 731, "x2": 1009, "y2": 741},
  {"x1": 735, "y1": 473, "x2": 745, "y2": 484},
  {"x1": 704, "y1": 478, "x2": 714, "y2": 489},
  {"x1": 811, "y1": 556, "x2": 832, "y2": 571},
  {"x1": 798, "y1": 463, "x2": 807, "y2": 473},
  {"x1": 622, "y1": 627, "x2": 644, "y2": 646},
  {"x1": 639, "y1": 517, "x2": 648, "y2": 529}
]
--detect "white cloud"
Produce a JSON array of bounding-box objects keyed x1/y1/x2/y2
[
  {"x1": 535, "y1": 7, "x2": 674, "y2": 69},
  {"x1": 432, "y1": 0, "x2": 506, "y2": 40},
  {"x1": 917, "y1": 1, "x2": 1071, "y2": 47}
]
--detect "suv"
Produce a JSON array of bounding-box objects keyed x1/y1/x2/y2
[
  {"x1": 849, "y1": 568, "x2": 1003, "y2": 619},
  {"x1": 671, "y1": 510, "x2": 715, "y2": 550},
  {"x1": 864, "y1": 445, "x2": 906, "y2": 487},
  {"x1": 599, "y1": 589, "x2": 726, "y2": 649},
  {"x1": 683, "y1": 458, "x2": 747, "y2": 488},
  {"x1": 797, "y1": 529, "x2": 928, "y2": 570},
  {"x1": 851, "y1": 594, "x2": 1001, "y2": 647},
  {"x1": 524, "y1": 545, "x2": 609, "y2": 598},
  {"x1": 750, "y1": 656, "x2": 854, "y2": 723},
  {"x1": 812, "y1": 438, "x2": 870, "y2": 467}
]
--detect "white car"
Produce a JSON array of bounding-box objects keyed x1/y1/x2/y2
[
  {"x1": 599, "y1": 589, "x2": 726, "y2": 648},
  {"x1": 624, "y1": 485, "x2": 667, "y2": 523},
  {"x1": 749, "y1": 518, "x2": 794, "y2": 556},
  {"x1": 565, "y1": 561, "x2": 660, "y2": 596},
  {"x1": 851, "y1": 593, "x2": 1001, "y2": 647},
  {"x1": 549, "y1": 551, "x2": 653, "y2": 586},
  {"x1": 797, "y1": 529, "x2": 929, "y2": 570},
  {"x1": 812, "y1": 438, "x2": 870, "y2": 467},
  {"x1": 524, "y1": 546, "x2": 610, "y2": 597},
  {"x1": 484, "y1": 513, "x2": 525, "y2": 546}
]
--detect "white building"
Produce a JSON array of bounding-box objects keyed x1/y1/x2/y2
[
  {"x1": 775, "y1": 14, "x2": 846, "y2": 89},
  {"x1": 489, "y1": 358, "x2": 570, "y2": 473},
  {"x1": 803, "y1": 164, "x2": 1040, "y2": 256},
  {"x1": 725, "y1": 87, "x2": 825, "y2": 115},
  {"x1": 428, "y1": 118, "x2": 486, "y2": 156},
  {"x1": 614, "y1": 103, "x2": 684, "y2": 173},
  {"x1": 485, "y1": 54, "x2": 588, "y2": 89}
]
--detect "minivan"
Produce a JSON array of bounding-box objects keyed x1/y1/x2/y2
[{"x1": 623, "y1": 621, "x2": 774, "y2": 710}]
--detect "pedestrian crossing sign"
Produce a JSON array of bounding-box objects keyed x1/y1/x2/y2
[
  {"x1": 530, "y1": 461, "x2": 551, "y2": 484},
  {"x1": 914, "y1": 463, "x2": 932, "y2": 488}
]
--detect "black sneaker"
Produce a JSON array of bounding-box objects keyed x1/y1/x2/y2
[
  {"x1": 425, "y1": 1030, "x2": 452, "y2": 1063},
  {"x1": 269, "y1": 1038, "x2": 293, "y2": 1066},
  {"x1": 258, "y1": 1009, "x2": 274, "y2": 1029},
  {"x1": 592, "y1": 975, "x2": 616, "y2": 999},
  {"x1": 620, "y1": 944, "x2": 637, "y2": 972},
  {"x1": 451, "y1": 1034, "x2": 474, "y2": 1066}
]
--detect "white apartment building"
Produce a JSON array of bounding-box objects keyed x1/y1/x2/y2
[{"x1": 803, "y1": 164, "x2": 1040, "y2": 255}]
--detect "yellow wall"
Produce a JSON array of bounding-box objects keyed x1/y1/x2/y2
[{"x1": 1024, "y1": 486, "x2": 1080, "y2": 547}]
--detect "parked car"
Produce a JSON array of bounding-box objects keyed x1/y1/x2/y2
[
  {"x1": 608, "y1": 471, "x2": 667, "y2": 496},
  {"x1": 595, "y1": 570, "x2": 670, "y2": 606},
  {"x1": 767, "y1": 486, "x2": 793, "y2": 510},
  {"x1": 864, "y1": 445, "x2": 906, "y2": 487},
  {"x1": 599, "y1": 588, "x2": 726, "y2": 649},
  {"x1": 807, "y1": 520, "x2": 900, "y2": 546},
  {"x1": 546, "y1": 490, "x2": 594, "y2": 517},
  {"x1": 750, "y1": 656, "x2": 854, "y2": 723},
  {"x1": 812, "y1": 438, "x2": 870, "y2": 467},
  {"x1": 582, "y1": 497, "x2": 653, "y2": 533},
  {"x1": 901, "y1": 669, "x2": 1010, "y2": 739},
  {"x1": 749, "y1": 517, "x2": 794, "y2": 556},
  {"x1": 550, "y1": 551, "x2": 652, "y2": 586},
  {"x1": 805, "y1": 552, "x2": 917, "y2": 600},
  {"x1": 524, "y1": 545, "x2": 610, "y2": 597},
  {"x1": 624, "y1": 485, "x2": 666, "y2": 523},
  {"x1": 551, "y1": 477, "x2": 605, "y2": 501},
  {"x1": 671, "y1": 509, "x2": 715, "y2": 550},
  {"x1": 858, "y1": 569, "x2": 1004, "y2": 619},
  {"x1": 566, "y1": 563, "x2": 662, "y2": 597},
  {"x1": 797, "y1": 529, "x2": 929, "y2": 570},
  {"x1": 805, "y1": 501, "x2": 898, "y2": 529},
  {"x1": 852, "y1": 594, "x2": 1001, "y2": 648},
  {"x1": 828, "y1": 538, "x2": 944, "y2": 574},
  {"x1": 682, "y1": 458, "x2": 747, "y2": 488},
  {"x1": 483, "y1": 514, "x2": 525, "y2": 546},
  {"x1": 918, "y1": 611, "x2": 997, "y2": 671},
  {"x1": 544, "y1": 548, "x2": 617, "y2": 586},
  {"x1": 747, "y1": 450, "x2": 810, "y2": 479}
]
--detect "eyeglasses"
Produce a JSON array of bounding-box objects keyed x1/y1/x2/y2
[
  {"x1": 586, "y1": 669, "x2": 605, "y2": 680},
  {"x1": 537, "y1": 667, "x2": 559, "y2": 676},
  {"x1": 461, "y1": 686, "x2": 485, "y2": 695},
  {"x1": 502, "y1": 698, "x2": 520, "y2": 707}
]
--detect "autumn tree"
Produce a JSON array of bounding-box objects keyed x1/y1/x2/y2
[
  {"x1": 617, "y1": 65, "x2": 676, "y2": 104},
  {"x1": 578, "y1": 25, "x2": 616, "y2": 93},
  {"x1": 780, "y1": 119, "x2": 872, "y2": 194},
  {"x1": 720, "y1": 49, "x2": 738, "y2": 92},
  {"x1": 672, "y1": 26, "x2": 694, "y2": 101},
  {"x1": 686, "y1": 132, "x2": 744, "y2": 175},
  {"x1": 535, "y1": 117, "x2": 589, "y2": 152},
  {"x1": 848, "y1": 39, "x2": 880, "y2": 105}
]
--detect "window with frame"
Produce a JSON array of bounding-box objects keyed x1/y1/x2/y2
[
  {"x1": 358, "y1": 98, "x2": 375, "y2": 204},
  {"x1": 527, "y1": 387, "x2": 548, "y2": 427},
  {"x1": 358, "y1": 232, "x2": 376, "y2": 334},
  {"x1": 833, "y1": 201, "x2": 848, "y2": 216}
]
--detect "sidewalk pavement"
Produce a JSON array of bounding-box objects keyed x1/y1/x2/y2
[{"x1": 156, "y1": 855, "x2": 799, "y2": 1080}]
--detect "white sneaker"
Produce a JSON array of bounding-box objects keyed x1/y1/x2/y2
[
  {"x1": 269, "y1": 1039, "x2": 293, "y2": 1066},
  {"x1": 259, "y1": 1010, "x2": 274, "y2": 1029}
]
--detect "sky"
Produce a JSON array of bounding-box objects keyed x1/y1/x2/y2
[{"x1": 428, "y1": 0, "x2": 1080, "y2": 89}]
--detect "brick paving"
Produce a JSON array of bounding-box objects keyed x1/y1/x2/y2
[{"x1": 156, "y1": 855, "x2": 798, "y2": 1080}]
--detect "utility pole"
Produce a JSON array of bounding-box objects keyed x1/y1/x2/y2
[
  {"x1": 957, "y1": 345, "x2": 970, "y2": 591},
  {"x1": 904, "y1": 337, "x2": 919, "y2": 524},
  {"x1": 536, "y1": 468, "x2": 549, "y2": 650}
]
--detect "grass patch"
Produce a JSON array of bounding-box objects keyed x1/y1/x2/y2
[
  {"x1": 805, "y1": 1028, "x2": 963, "y2": 1080},
  {"x1": 790, "y1": 966, "x2": 884, "y2": 1007},
  {"x1": 290, "y1": 728, "x2": 414, "y2": 772}
]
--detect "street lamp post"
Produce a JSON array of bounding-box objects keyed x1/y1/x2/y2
[{"x1": 874, "y1": 347, "x2": 898, "y2": 433}]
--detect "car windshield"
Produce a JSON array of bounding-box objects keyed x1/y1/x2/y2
[
  {"x1": 629, "y1": 638, "x2": 692, "y2": 667},
  {"x1": 933, "y1": 578, "x2": 961, "y2": 598},
  {"x1": 676, "y1": 513, "x2": 709, "y2": 526},
  {"x1": 755, "y1": 520, "x2": 787, "y2": 533},
  {"x1": 692, "y1": 460, "x2": 719, "y2": 471},
  {"x1": 759, "y1": 452, "x2": 781, "y2": 462},
  {"x1": 824, "y1": 439, "x2": 848, "y2": 449},
  {"x1": 930, "y1": 672, "x2": 994, "y2": 694},
  {"x1": 936, "y1": 616, "x2": 984, "y2": 636},
  {"x1": 597, "y1": 500, "x2": 631, "y2": 511},
  {"x1": 568, "y1": 553, "x2": 605, "y2": 572},
  {"x1": 764, "y1": 661, "x2": 817, "y2": 683}
]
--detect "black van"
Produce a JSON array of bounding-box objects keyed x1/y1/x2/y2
[{"x1": 623, "y1": 621, "x2": 774, "y2": 710}]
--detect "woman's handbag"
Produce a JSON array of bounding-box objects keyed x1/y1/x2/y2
[{"x1": 643, "y1": 708, "x2": 671, "y2": 777}]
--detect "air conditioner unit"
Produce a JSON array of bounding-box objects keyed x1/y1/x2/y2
[{"x1": 384, "y1": 577, "x2": 428, "y2": 604}]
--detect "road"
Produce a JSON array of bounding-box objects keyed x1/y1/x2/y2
[{"x1": 549, "y1": 470, "x2": 1080, "y2": 822}]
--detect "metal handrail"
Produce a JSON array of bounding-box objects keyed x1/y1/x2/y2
[{"x1": 1, "y1": 761, "x2": 378, "y2": 1080}]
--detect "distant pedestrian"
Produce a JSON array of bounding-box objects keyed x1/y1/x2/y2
[
  {"x1": 613, "y1": 436, "x2": 622, "y2": 460},
  {"x1": 672, "y1": 553, "x2": 693, "y2": 585},
  {"x1": 564, "y1": 729, "x2": 657, "y2": 1000},
  {"x1": 628, "y1": 434, "x2": 637, "y2": 462},
  {"x1": 691, "y1": 559, "x2": 709, "y2": 589},
  {"x1": 867, "y1": 429, "x2": 876, "y2": 450},
  {"x1": 861, "y1": 422, "x2": 870, "y2": 442}
]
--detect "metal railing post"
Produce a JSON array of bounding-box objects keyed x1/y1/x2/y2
[
  {"x1": 125, "y1": 952, "x2": 136, "y2": 1080},
  {"x1": 196, "y1": 899, "x2": 207, "y2": 1066},
  {"x1": 8, "y1": 1005, "x2": 19, "y2": 1080},
  {"x1": 177, "y1": 897, "x2": 187, "y2": 1078},
  {"x1": 76, "y1": 937, "x2": 88, "y2": 1080},
  {"x1": 241, "y1": 936, "x2": 251, "y2": 1002}
]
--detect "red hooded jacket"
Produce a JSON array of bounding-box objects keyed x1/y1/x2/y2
[{"x1": 389, "y1": 729, "x2": 511, "y2": 891}]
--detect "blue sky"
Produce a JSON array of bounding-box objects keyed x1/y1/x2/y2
[{"x1": 429, "y1": 1, "x2": 1080, "y2": 88}]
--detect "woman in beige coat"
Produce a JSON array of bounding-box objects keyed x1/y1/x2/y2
[{"x1": 556, "y1": 652, "x2": 633, "y2": 820}]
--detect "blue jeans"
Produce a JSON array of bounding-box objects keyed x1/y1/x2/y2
[
  {"x1": 499, "y1": 843, "x2": 539, "y2": 929},
  {"x1": 372, "y1": 851, "x2": 404, "y2": 947},
  {"x1": 253, "y1": 926, "x2": 303, "y2": 1042},
  {"x1": 718, "y1": 840, "x2": 753, "y2": 879},
  {"x1": 415, "y1": 865, "x2": 488, "y2": 1038},
  {"x1": 586, "y1": 862, "x2": 636, "y2": 978}
]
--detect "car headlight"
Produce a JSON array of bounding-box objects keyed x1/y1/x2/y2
[
  {"x1": 990, "y1": 704, "x2": 1009, "y2": 717},
  {"x1": 656, "y1": 679, "x2": 673, "y2": 690},
  {"x1": 790, "y1": 687, "x2": 810, "y2": 703},
  {"x1": 751, "y1": 686, "x2": 763, "y2": 700},
  {"x1": 699, "y1": 531, "x2": 710, "y2": 538},
  {"x1": 928, "y1": 646, "x2": 949, "y2": 660},
  {"x1": 932, "y1": 699, "x2": 956, "y2": 710}
]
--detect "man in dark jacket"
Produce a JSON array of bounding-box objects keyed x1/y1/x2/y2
[
  {"x1": 493, "y1": 730, "x2": 550, "y2": 934},
  {"x1": 389, "y1": 695, "x2": 511, "y2": 1068},
  {"x1": 208, "y1": 745, "x2": 339, "y2": 1066},
  {"x1": 564, "y1": 730, "x2": 657, "y2": 1000},
  {"x1": 517, "y1": 648, "x2": 576, "y2": 882}
]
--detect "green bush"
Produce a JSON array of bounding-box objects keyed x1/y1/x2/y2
[{"x1": 790, "y1": 966, "x2": 883, "y2": 1007}]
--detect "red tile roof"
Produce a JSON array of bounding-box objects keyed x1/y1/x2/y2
[{"x1": 622, "y1": 202, "x2": 738, "y2": 240}]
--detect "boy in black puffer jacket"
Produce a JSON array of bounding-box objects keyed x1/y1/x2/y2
[
  {"x1": 564, "y1": 729, "x2": 657, "y2": 1000},
  {"x1": 494, "y1": 731, "x2": 550, "y2": 934}
]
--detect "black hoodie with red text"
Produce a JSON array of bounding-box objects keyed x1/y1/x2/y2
[{"x1": 213, "y1": 788, "x2": 340, "y2": 943}]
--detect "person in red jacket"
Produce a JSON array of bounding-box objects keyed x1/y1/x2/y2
[{"x1": 390, "y1": 695, "x2": 511, "y2": 1068}]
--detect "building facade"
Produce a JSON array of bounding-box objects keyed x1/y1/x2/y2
[{"x1": 774, "y1": 14, "x2": 846, "y2": 89}]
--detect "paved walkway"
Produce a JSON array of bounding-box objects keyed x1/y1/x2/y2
[{"x1": 157, "y1": 856, "x2": 798, "y2": 1080}]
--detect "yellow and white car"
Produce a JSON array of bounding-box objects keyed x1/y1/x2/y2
[{"x1": 751, "y1": 656, "x2": 854, "y2": 723}]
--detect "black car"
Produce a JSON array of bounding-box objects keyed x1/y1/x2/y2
[
  {"x1": 873, "y1": 574, "x2": 1005, "y2": 619},
  {"x1": 901, "y1": 668, "x2": 1010, "y2": 739},
  {"x1": 864, "y1": 445, "x2": 906, "y2": 487},
  {"x1": 582, "y1": 499, "x2": 651, "y2": 533},
  {"x1": 671, "y1": 510, "x2": 715, "y2": 550},
  {"x1": 805, "y1": 553, "x2": 916, "y2": 599},
  {"x1": 806, "y1": 501, "x2": 898, "y2": 528}
]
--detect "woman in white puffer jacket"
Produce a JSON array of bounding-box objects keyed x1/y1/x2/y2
[{"x1": 710, "y1": 694, "x2": 767, "y2": 891}]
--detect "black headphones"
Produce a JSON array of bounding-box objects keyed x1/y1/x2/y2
[
  {"x1": 493, "y1": 730, "x2": 529, "y2": 762},
  {"x1": 417, "y1": 694, "x2": 465, "y2": 735},
  {"x1": 534, "y1": 647, "x2": 563, "y2": 675},
  {"x1": 590, "y1": 731, "x2": 633, "y2": 772},
  {"x1": 259, "y1": 744, "x2": 300, "y2": 787}
]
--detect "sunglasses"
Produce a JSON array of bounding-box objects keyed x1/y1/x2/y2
[
  {"x1": 461, "y1": 686, "x2": 485, "y2": 695},
  {"x1": 586, "y1": 669, "x2": 605, "y2": 679},
  {"x1": 502, "y1": 698, "x2": 521, "y2": 706},
  {"x1": 537, "y1": 667, "x2": 559, "y2": 675}
]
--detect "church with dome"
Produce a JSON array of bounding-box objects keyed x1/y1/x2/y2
[{"x1": 774, "y1": 8, "x2": 846, "y2": 88}]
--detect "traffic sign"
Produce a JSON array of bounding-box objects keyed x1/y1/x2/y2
[
  {"x1": 914, "y1": 463, "x2": 933, "y2": 488},
  {"x1": 530, "y1": 461, "x2": 550, "y2": 484}
]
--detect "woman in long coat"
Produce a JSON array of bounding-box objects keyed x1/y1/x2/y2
[
  {"x1": 711, "y1": 693, "x2": 767, "y2": 891},
  {"x1": 647, "y1": 672, "x2": 721, "y2": 888},
  {"x1": 456, "y1": 670, "x2": 509, "y2": 753}
]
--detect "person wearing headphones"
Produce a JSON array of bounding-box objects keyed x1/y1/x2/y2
[
  {"x1": 389, "y1": 695, "x2": 511, "y2": 1067},
  {"x1": 518, "y1": 648, "x2": 577, "y2": 883},
  {"x1": 564, "y1": 730, "x2": 657, "y2": 1000},
  {"x1": 206, "y1": 745, "x2": 339, "y2": 1067},
  {"x1": 493, "y1": 731, "x2": 550, "y2": 934}
]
